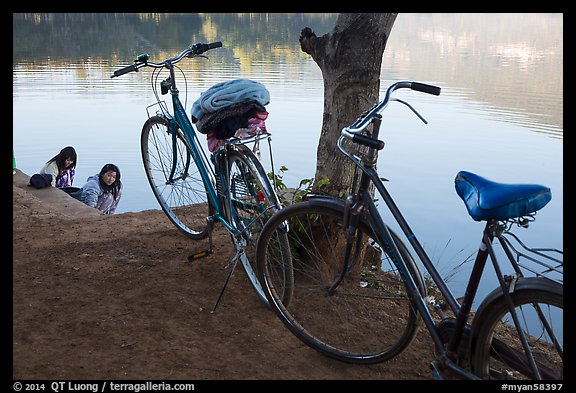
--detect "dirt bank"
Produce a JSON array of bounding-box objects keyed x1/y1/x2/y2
[{"x1": 12, "y1": 169, "x2": 436, "y2": 380}]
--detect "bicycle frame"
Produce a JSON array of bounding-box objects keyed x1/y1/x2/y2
[
  {"x1": 338, "y1": 115, "x2": 556, "y2": 379},
  {"x1": 359, "y1": 178, "x2": 488, "y2": 378},
  {"x1": 159, "y1": 61, "x2": 245, "y2": 235}
]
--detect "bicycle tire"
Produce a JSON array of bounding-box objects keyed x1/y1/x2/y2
[
  {"x1": 470, "y1": 278, "x2": 563, "y2": 379},
  {"x1": 226, "y1": 145, "x2": 293, "y2": 305},
  {"x1": 141, "y1": 116, "x2": 214, "y2": 239},
  {"x1": 256, "y1": 200, "x2": 421, "y2": 364}
]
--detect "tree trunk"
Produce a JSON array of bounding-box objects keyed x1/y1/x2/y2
[{"x1": 300, "y1": 13, "x2": 397, "y2": 195}]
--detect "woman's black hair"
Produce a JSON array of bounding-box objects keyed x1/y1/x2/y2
[
  {"x1": 47, "y1": 146, "x2": 77, "y2": 172},
  {"x1": 98, "y1": 163, "x2": 122, "y2": 199}
]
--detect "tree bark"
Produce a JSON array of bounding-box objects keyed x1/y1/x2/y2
[{"x1": 300, "y1": 13, "x2": 397, "y2": 194}]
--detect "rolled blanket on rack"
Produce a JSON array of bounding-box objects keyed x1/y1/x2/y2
[
  {"x1": 191, "y1": 79, "x2": 270, "y2": 122},
  {"x1": 196, "y1": 100, "x2": 266, "y2": 137}
]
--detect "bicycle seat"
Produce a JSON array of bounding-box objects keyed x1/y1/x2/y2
[{"x1": 454, "y1": 171, "x2": 551, "y2": 221}]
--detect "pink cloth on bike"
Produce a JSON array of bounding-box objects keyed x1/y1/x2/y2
[{"x1": 207, "y1": 111, "x2": 269, "y2": 152}]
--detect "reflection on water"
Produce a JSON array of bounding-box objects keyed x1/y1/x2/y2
[
  {"x1": 13, "y1": 13, "x2": 562, "y2": 136},
  {"x1": 384, "y1": 13, "x2": 563, "y2": 136},
  {"x1": 13, "y1": 14, "x2": 562, "y2": 302}
]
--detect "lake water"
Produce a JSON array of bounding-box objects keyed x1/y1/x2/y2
[{"x1": 13, "y1": 13, "x2": 563, "y2": 303}]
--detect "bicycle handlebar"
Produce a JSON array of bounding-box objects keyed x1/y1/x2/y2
[
  {"x1": 110, "y1": 41, "x2": 223, "y2": 78},
  {"x1": 192, "y1": 41, "x2": 223, "y2": 54},
  {"x1": 111, "y1": 63, "x2": 140, "y2": 78},
  {"x1": 350, "y1": 133, "x2": 386, "y2": 150},
  {"x1": 410, "y1": 82, "x2": 441, "y2": 96},
  {"x1": 341, "y1": 81, "x2": 440, "y2": 149}
]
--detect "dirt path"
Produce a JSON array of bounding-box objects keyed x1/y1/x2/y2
[{"x1": 12, "y1": 170, "x2": 436, "y2": 380}]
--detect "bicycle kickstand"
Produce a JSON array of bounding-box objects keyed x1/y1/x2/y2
[{"x1": 209, "y1": 244, "x2": 242, "y2": 314}]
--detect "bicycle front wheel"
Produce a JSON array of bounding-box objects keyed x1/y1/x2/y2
[
  {"x1": 257, "y1": 201, "x2": 420, "y2": 364},
  {"x1": 141, "y1": 116, "x2": 214, "y2": 239},
  {"x1": 470, "y1": 279, "x2": 563, "y2": 380},
  {"x1": 227, "y1": 145, "x2": 293, "y2": 305}
]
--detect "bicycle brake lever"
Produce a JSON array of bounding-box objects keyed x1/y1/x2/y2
[
  {"x1": 392, "y1": 98, "x2": 428, "y2": 124},
  {"x1": 187, "y1": 53, "x2": 209, "y2": 60}
]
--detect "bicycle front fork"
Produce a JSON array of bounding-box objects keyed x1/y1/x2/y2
[{"x1": 327, "y1": 195, "x2": 365, "y2": 294}]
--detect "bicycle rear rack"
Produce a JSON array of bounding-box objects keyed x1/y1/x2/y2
[{"x1": 499, "y1": 230, "x2": 563, "y2": 285}]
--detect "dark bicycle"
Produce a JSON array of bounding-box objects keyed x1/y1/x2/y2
[{"x1": 256, "y1": 81, "x2": 562, "y2": 379}]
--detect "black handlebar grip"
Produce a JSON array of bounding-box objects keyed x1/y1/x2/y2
[
  {"x1": 411, "y1": 82, "x2": 441, "y2": 96},
  {"x1": 207, "y1": 41, "x2": 223, "y2": 50},
  {"x1": 193, "y1": 41, "x2": 223, "y2": 54},
  {"x1": 351, "y1": 134, "x2": 385, "y2": 150},
  {"x1": 111, "y1": 63, "x2": 138, "y2": 78}
]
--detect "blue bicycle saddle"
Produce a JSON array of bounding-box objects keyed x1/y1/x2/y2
[{"x1": 454, "y1": 171, "x2": 551, "y2": 222}]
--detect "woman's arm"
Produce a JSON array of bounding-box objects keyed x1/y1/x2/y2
[{"x1": 80, "y1": 178, "x2": 101, "y2": 208}]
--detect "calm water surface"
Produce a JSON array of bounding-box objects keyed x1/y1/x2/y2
[{"x1": 13, "y1": 13, "x2": 563, "y2": 304}]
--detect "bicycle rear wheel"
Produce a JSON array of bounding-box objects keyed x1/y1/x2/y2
[
  {"x1": 226, "y1": 145, "x2": 292, "y2": 305},
  {"x1": 141, "y1": 116, "x2": 214, "y2": 239},
  {"x1": 470, "y1": 278, "x2": 563, "y2": 379},
  {"x1": 257, "y1": 201, "x2": 421, "y2": 364}
]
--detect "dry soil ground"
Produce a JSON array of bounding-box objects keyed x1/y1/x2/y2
[{"x1": 13, "y1": 169, "x2": 437, "y2": 382}]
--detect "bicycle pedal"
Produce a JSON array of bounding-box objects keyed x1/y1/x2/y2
[{"x1": 187, "y1": 249, "x2": 212, "y2": 262}]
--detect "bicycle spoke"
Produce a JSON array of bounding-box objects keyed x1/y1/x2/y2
[
  {"x1": 141, "y1": 116, "x2": 212, "y2": 239},
  {"x1": 259, "y1": 202, "x2": 419, "y2": 363},
  {"x1": 471, "y1": 282, "x2": 562, "y2": 380}
]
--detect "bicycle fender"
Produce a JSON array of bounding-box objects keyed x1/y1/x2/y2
[{"x1": 304, "y1": 194, "x2": 347, "y2": 210}]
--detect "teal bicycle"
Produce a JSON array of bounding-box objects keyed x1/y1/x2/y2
[{"x1": 111, "y1": 42, "x2": 292, "y2": 309}]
